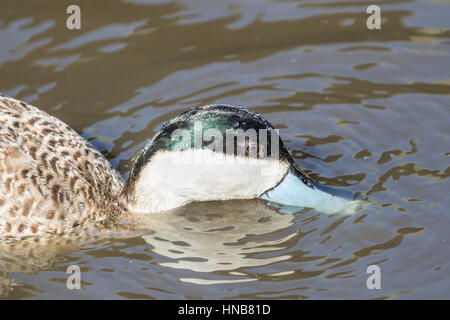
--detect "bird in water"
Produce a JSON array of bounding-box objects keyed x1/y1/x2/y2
[{"x1": 0, "y1": 94, "x2": 360, "y2": 238}]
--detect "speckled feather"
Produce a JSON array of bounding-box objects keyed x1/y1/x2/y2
[{"x1": 0, "y1": 95, "x2": 124, "y2": 238}]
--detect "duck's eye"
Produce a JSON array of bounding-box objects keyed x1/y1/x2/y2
[{"x1": 302, "y1": 178, "x2": 312, "y2": 187}]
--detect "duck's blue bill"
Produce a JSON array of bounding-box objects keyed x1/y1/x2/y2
[{"x1": 260, "y1": 172, "x2": 362, "y2": 214}]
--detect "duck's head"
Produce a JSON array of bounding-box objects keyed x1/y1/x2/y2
[{"x1": 122, "y1": 105, "x2": 361, "y2": 214}]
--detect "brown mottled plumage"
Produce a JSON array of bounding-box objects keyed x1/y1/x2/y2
[{"x1": 0, "y1": 95, "x2": 125, "y2": 238}]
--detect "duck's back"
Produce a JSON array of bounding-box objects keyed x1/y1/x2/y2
[{"x1": 0, "y1": 95, "x2": 124, "y2": 238}]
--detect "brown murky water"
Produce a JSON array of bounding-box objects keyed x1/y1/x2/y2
[{"x1": 0, "y1": 0, "x2": 449, "y2": 299}]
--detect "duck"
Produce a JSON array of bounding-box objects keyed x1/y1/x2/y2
[{"x1": 0, "y1": 94, "x2": 359, "y2": 238}]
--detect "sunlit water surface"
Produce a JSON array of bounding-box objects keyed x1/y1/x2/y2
[{"x1": 0, "y1": 0, "x2": 449, "y2": 299}]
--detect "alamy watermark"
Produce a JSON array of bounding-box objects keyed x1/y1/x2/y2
[
  {"x1": 65, "y1": 5, "x2": 381, "y2": 31},
  {"x1": 366, "y1": 265, "x2": 381, "y2": 290},
  {"x1": 66, "y1": 5, "x2": 81, "y2": 30},
  {"x1": 66, "y1": 265, "x2": 81, "y2": 290},
  {"x1": 366, "y1": 5, "x2": 381, "y2": 30}
]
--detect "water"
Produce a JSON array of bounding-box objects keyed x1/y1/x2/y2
[{"x1": 0, "y1": 0, "x2": 449, "y2": 299}]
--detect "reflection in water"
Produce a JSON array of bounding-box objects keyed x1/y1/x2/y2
[
  {"x1": 0, "y1": 241, "x2": 72, "y2": 297},
  {"x1": 140, "y1": 200, "x2": 297, "y2": 277},
  {"x1": 0, "y1": 224, "x2": 143, "y2": 298}
]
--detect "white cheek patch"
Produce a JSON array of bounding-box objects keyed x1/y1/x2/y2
[{"x1": 127, "y1": 149, "x2": 289, "y2": 214}]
